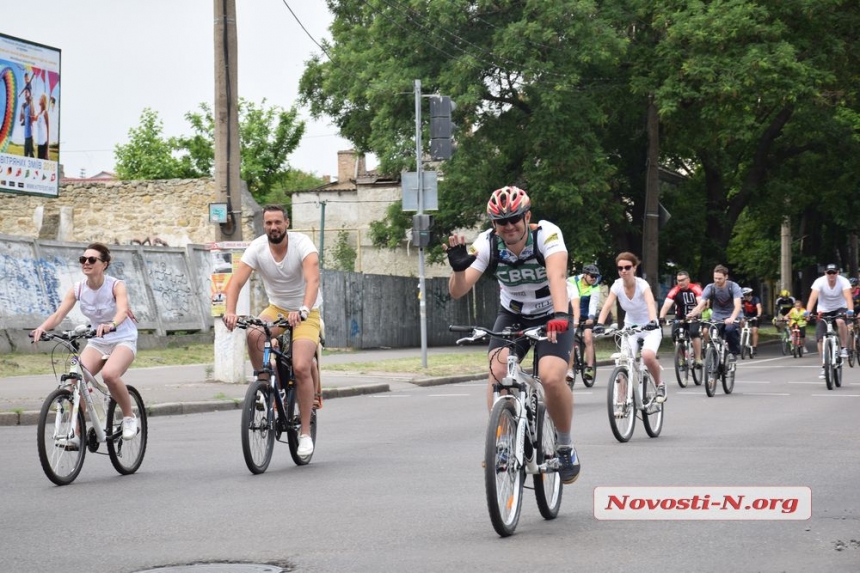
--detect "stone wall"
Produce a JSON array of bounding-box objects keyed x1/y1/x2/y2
[{"x1": 0, "y1": 178, "x2": 258, "y2": 246}]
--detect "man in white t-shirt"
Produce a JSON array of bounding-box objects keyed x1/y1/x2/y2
[
  {"x1": 224, "y1": 205, "x2": 323, "y2": 457},
  {"x1": 805, "y1": 264, "x2": 854, "y2": 375}
]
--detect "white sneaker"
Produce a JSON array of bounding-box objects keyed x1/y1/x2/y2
[
  {"x1": 840, "y1": 348, "x2": 849, "y2": 359},
  {"x1": 57, "y1": 435, "x2": 80, "y2": 451},
  {"x1": 819, "y1": 368, "x2": 825, "y2": 379},
  {"x1": 565, "y1": 369, "x2": 575, "y2": 382},
  {"x1": 122, "y1": 416, "x2": 138, "y2": 440},
  {"x1": 297, "y1": 434, "x2": 314, "y2": 457}
]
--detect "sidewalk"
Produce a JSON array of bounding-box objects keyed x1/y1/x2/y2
[{"x1": 0, "y1": 346, "x2": 486, "y2": 426}]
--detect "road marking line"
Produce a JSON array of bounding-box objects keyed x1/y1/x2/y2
[
  {"x1": 428, "y1": 394, "x2": 471, "y2": 397},
  {"x1": 741, "y1": 392, "x2": 791, "y2": 396},
  {"x1": 811, "y1": 394, "x2": 860, "y2": 397}
]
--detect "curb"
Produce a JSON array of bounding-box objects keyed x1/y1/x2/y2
[{"x1": 0, "y1": 382, "x2": 396, "y2": 427}]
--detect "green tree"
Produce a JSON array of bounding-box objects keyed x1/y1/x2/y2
[
  {"x1": 301, "y1": 0, "x2": 860, "y2": 285},
  {"x1": 114, "y1": 108, "x2": 190, "y2": 179},
  {"x1": 114, "y1": 100, "x2": 319, "y2": 206}
]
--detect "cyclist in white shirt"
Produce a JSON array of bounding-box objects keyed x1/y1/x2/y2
[
  {"x1": 223, "y1": 205, "x2": 323, "y2": 457},
  {"x1": 593, "y1": 252, "x2": 665, "y2": 401},
  {"x1": 805, "y1": 263, "x2": 854, "y2": 377},
  {"x1": 444, "y1": 186, "x2": 580, "y2": 484}
]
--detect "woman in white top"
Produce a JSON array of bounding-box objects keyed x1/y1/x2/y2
[
  {"x1": 32, "y1": 243, "x2": 139, "y2": 441},
  {"x1": 594, "y1": 252, "x2": 666, "y2": 401}
]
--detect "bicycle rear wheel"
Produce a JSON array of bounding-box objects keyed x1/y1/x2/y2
[
  {"x1": 849, "y1": 340, "x2": 856, "y2": 368},
  {"x1": 641, "y1": 373, "x2": 663, "y2": 438},
  {"x1": 673, "y1": 342, "x2": 689, "y2": 388},
  {"x1": 241, "y1": 380, "x2": 275, "y2": 474},
  {"x1": 287, "y1": 386, "x2": 318, "y2": 466},
  {"x1": 533, "y1": 402, "x2": 562, "y2": 520},
  {"x1": 740, "y1": 330, "x2": 749, "y2": 360},
  {"x1": 106, "y1": 385, "x2": 148, "y2": 475},
  {"x1": 607, "y1": 366, "x2": 635, "y2": 442},
  {"x1": 704, "y1": 346, "x2": 718, "y2": 398},
  {"x1": 485, "y1": 399, "x2": 524, "y2": 537},
  {"x1": 37, "y1": 388, "x2": 86, "y2": 486}
]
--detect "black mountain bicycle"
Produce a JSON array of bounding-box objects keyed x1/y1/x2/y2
[{"x1": 235, "y1": 316, "x2": 319, "y2": 474}]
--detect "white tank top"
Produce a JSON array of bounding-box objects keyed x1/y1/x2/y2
[{"x1": 75, "y1": 276, "x2": 138, "y2": 343}]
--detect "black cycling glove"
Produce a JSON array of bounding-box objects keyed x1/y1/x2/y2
[{"x1": 446, "y1": 243, "x2": 476, "y2": 272}]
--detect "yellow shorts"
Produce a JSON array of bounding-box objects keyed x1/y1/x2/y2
[{"x1": 259, "y1": 305, "x2": 322, "y2": 344}]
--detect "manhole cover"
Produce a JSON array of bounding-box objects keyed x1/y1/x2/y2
[{"x1": 137, "y1": 564, "x2": 288, "y2": 573}]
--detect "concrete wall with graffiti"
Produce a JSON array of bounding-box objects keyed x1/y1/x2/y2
[{"x1": 0, "y1": 235, "x2": 501, "y2": 350}]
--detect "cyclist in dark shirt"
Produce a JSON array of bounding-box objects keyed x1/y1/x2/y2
[
  {"x1": 773, "y1": 289, "x2": 795, "y2": 333},
  {"x1": 741, "y1": 287, "x2": 763, "y2": 356},
  {"x1": 659, "y1": 270, "x2": 704, "y2": 366}
]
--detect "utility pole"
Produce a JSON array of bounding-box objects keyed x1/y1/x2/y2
[
  {"x1": 415, "y1": 79, "x2": 428, "y2": 368},
  {"x1": 780, "y1": 216, "x2": 792, "y2": 292},
  {"x1": 642, "y1": 95, "x2": 660, "y2": 294},
  {"x1": 214, "y1": 0, "x2": 242, "y2": 240}
]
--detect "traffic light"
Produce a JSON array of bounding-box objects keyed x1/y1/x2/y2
[
  {"x1": 412, "y1": 214, "x2": 435, "y2": 247},
  {"x1": 429, "y1": 96, "x2": 454, "y2": 160}
]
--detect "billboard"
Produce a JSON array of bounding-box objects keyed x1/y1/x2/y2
[{"x1": 0, "y1": 33, "x2": 61, "y2": 197}]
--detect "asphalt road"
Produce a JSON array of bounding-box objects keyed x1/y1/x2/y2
[{"x1": 1, "y1": 344, "x2": 859, "y2": 572}]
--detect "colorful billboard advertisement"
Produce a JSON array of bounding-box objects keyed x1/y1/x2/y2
[{"x1": 0, "y1": 33, "x2": 61, "y2": 197}]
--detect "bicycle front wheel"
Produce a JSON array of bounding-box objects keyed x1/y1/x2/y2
[
  {"x1": 641, "y1": 373, "x2": 664, "y2": 438},
  {"x1": 823, "y1": 340, "x2": 834, "y2": 390},
  {"x1": 691, "y1": 341, "x2": 703, "y2": 386},
  {"x1": 740, "y1": 331, "x2": 749, "y2": 360},
  {"x1": 722, "y1": 360, "x2": 735, "y2": 395},
  {"x1": 781, "y1": 332, "x2": 789, "y2": 356},
  {"x1": 607, "y1": 367, "x2": 635, "y2": 442},
  {"x1": 704, "y1": 346, "x2": 718, "y2": 398},
  {"x1": 106, "y1": 385, "x2": 148, "y2": 475},
  {"x1": 533, "y1": 402, "x2": 562, "y2": 520},
  {"x1": 37, "y1": 388, "x2": 86, "y2": 486},
  {"x1": 849, "y1": 342, "x2": 856, "y2": 368},
  {"x1": 673, "y1": 342, "x2": 689, "y2": 388},
  {"x1": 485, "y1": 399, "x2": 524, "y2": 537},
  {"x1": 241, "y1": 380, "x2": 275, "y2": 474}
]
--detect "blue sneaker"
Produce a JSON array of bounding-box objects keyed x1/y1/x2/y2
[{"x1": 555, "y1": 445, "x2": 581, "y2": 484}]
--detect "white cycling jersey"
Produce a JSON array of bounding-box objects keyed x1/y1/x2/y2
[{"x1": 468, "y1": 220, "x2": 567, "y2": 317}]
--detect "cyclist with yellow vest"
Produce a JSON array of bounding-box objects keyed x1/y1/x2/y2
[{"x1": 566, "y1": 264, "x2": 601, "y2": 383}]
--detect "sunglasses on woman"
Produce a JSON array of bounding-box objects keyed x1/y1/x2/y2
[{"x1": 79, "y1": 256, "x2": 102, "y2": 265}]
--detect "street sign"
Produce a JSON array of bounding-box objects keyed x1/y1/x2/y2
[{"x1": 401, "y1": 171, "x2": 438, "y2": 211}]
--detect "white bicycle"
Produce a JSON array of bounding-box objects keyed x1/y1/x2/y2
[
  {"x1": 597, "y1": 324, "x2": 664, "y2": 443},
  {"x1": 34, "y1": 325, "x2": 148, "y2": 486},
  {"x1": 739, "y1": 317, "x2": 757, "y2": 359},
  {"x1": 450, "y1": 324, "x2": 564, "y2": 537}
]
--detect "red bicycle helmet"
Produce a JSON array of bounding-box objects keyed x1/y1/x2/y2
[{"x1": 487, "y1": 186, "x2": 531, "y2": 220}]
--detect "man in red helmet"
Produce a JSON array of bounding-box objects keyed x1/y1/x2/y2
[{"x1": 443, "y1": 186, "x2": 580, "y2": 484}]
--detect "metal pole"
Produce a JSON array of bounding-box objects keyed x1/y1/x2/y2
[
  {"x1": 415, "y1": 79, "x2": 428, "y2": 368},
  {"x1": 319, "y1": 200, "x2": 326, "y2": 289}
]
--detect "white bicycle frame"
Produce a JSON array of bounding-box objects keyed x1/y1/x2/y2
[
  {"x1": 49, "y1": 329, "x2": 112, "y2": 445},
  {"x1": 821, "y1": 316, "x2": 841, "y2": 367},
  {"x1": 609, "y1": 327, "x2": 649, "y2": 411},
  {"x1": 494, "y1": 352, "x2": 547, "y2": 476}
]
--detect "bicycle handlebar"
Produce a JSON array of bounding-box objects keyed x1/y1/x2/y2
[
  {"x1": 448, "y1": 324, "x2": 547, "y2": 345},
  {"x1": 29, "y1": 324, "x2": 99, "y2": 343},
  {"x1": 234, "y1": 316, "x2": 291, "y2": 334}
]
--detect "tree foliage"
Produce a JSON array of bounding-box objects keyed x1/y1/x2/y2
[
  {"x1": 114, "y1": 99, "x2": 321, "y2": 206},
  {"x1": 301, "y1": 0, "x2": 860, "y2": 287}
]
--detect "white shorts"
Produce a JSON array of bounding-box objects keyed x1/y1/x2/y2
[
  {"x1": 85, "y1": 338, "x2": 138, "y2": 358},
  {"x1": 630, "y1": 327, "x2": 662, "y2": 355}
]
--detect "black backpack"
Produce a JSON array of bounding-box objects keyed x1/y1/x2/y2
[{"x1": 485, "y1": 226, "x2": 546, "y2": 277}]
